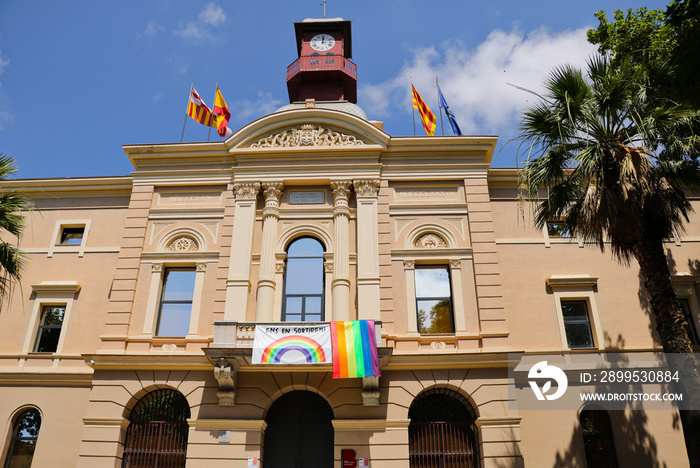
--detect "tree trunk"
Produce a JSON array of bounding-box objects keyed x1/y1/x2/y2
[{"x1": 632, "y1": 237, "x2": 700, "y2": 468}]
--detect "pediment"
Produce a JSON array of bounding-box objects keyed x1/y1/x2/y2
[{"x1": 226, "y1": 108, "x2": 389, "y2": 150}]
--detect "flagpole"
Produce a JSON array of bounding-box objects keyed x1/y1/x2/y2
[
  {"x1": 411, "y1": 78, "x2": 416, "y2": 136},
  {"x1": 436, "y1": 77, "x2": 445, "y2": 136},
  {"x1": 208, "y1": 81, "x2": 219, "y2": 142},
  {"x1": 181, "y1": 83, "x2": 193, "y2": 143}
]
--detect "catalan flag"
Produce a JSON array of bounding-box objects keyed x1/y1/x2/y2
[
  {"x1": 213, "y1": 87, "x2": 232, "y2": 137},
  {"x1": 187, "y1": 85, "x2": 216, "y2": 127},
  {"x1": 412, "y1": 84, "x2": 436, "y2": 136},
  {"x1": 330, "y1": 320, "x2": 381, "y2": 379}
]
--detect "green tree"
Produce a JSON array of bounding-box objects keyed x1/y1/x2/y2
[
  {"x1": 517, "y1": 56, "x2": 700, "y2": 466},
  {"x1": 587, "y1": 1, "x2": 700, "y2": 107},
  {"x1": 0, "y1": 155, "x2": 30, "y2": 304}
]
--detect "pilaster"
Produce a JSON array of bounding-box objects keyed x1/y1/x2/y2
[
  {"x1": 255, "y1": 182, "x2": 283, "y2": 322},
  {"x1": 331, "y1": 181, "x2": 352, "y2": 321},
  {"x1": 224, "y1": 182, "x2": 260, "y2": 321},
  {"x1": 354, "y1": 179, "x2": 381, "y2": 321}
]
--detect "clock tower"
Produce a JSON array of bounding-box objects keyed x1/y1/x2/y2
[{"x1": 286, "y1": 18, "x2": 357, "y2": 104}]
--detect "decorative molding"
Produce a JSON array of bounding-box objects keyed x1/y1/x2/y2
[
  {"x1": 31, "y1": 281, "x2": 81, "y2": 295},
  {"x1": 213, "y1": 358, "x2": 239, "y2": 407},
  {"x1": 262, "y1": 182, "x2": 283, "y2": 218},
  {"x1": 161, "y1": 343, "x2": 177, "y2": 352},
  {"x1": 168, "y1": 236, "x2": 199, "y2": 252},
  {"x1": 353, "y1": 180, "x2": 380, "y2": 198},
  {"x1": 233, "y1": 182, "x2": 261, "y2": 201},
  {"x1": 324, "y1": 261, "x2": 333, "y2": 273},
  {"x1": 546, "y1": 275, "x2": 598, "y2": 289},
  {"x1": 395, "y1": 186, "x2": 459, "y2": 200},
  {"x1": 430, "y1": 341, "x2": 446, "y2": 350},
  {"x1": 415, "y1": 233, "x2": 448, "y2": 249},
  {"x1": 403, "y1": 260, "x2": 415, "y2": 269},
  {"x1": 362, "y1": 377, "x2": 381, "y2": 407},
  {"x1": 449, "y1": 259, "x2": 461, "y2": 269},
  {"x1": 331, "y1": 181, "x2": 352, "y2": 217},
  {"x1": 250, "y1": 125, "x2": 365, "y2": 148},
  {"x1": 196, "y1": 263, "x2": 207, "y2": 272}
]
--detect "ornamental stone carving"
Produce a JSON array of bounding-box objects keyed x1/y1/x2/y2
[
  {"x1": 168, "y1": 236, "x2": 199, "y2": 252},
  {"x1": 415, "y1": 233, "x2": 448, "y2": 249},
  {"x1": 250, "y1": 125, "x2": 365, "y2": 148},
  {"x1": 331, "y1": 181, "x2": 353, "y2": 217},
  {"x1": 262, "y1": 182, "x2": 283, "y2": 218},
  {"x1": 353, "y1": 180, "x2": 380, "y2": 197},
  {"x1": 233, "y1": 182, "x2": 261, "y2": 201}
]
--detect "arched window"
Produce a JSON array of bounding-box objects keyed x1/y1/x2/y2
[
  {"x1": 122, "y1": 389, "x2": 190, "y2": 468},
  {"x1": 409, "y1": 389, "x2": 479, "y2": 467},
  {"x1": 580, "y1": 406, "x2": 618, "y2": 468},
  {"x1": 282, "y1": 238, "x2": 325, "y2": 322},
  {"x1": 3, "y1": 409, "x2": 41, "y2": 468}
]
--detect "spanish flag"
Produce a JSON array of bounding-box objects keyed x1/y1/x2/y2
[
  {"x1": 213, "y1": 87, "x2": 232, "y2": 137},
  {"x1": 412, "y1": 84, "x2": 436, "y2": 136},
  {"x1": 187, "y1": 85, "x2": 216, "y2": 127},
  {"x1": 330, "y1": 320, "x2": 381, "y2": 378}
]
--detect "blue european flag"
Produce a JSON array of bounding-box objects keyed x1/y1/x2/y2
[{"x1": 438, "y1": 87, "x2": 462, "y2": 136}]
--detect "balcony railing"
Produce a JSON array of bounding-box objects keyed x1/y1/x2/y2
[
  {"x1": 212, "y1": 321, "x2": 381, "y2": 348},
  {"x1": 286, "y1": 55, "x2": 357, "y2": 81}
]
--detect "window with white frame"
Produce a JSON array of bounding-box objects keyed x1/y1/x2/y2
[
  {"x1": 415, "y1": 266, "x2": 454, "y2": 334},
  {"x1": 33, "y1": 305, "x2": 66, "y2": 353},
  {"x1": 672, "y1": 275, "x2": 700, "y2": 347},
  {"x1": 679, "y1": 298, "x2": 699, "y2": 346},
  {"x1": 156, "y1": 268, "x2": 196, "y2": 337},
  {"x1": 59, "y1": 226, "x2": 85, "y2": 245},
  {"x1": 547, "y1": 275, "x2": 603, "y2": 350},
  {"x1": 23, "y1": 282, "x2": 80, "y2": 355},
  {"x1": 560, "y1": 300, "x2": 594, "y2": 348},
  {"x1": 48, "y1": 220, "x2": 91, "y2": 257}
]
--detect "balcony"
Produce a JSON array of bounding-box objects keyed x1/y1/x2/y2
[
  {"x1": 286, "y1": 55, "x2": 357, "y2": 81},
  {"x1": 204, "y1": 321, "x2": 389, "y2": 407}
]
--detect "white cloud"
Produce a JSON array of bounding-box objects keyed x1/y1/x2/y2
[
  {"x1": 175, "y1": 4, "x2": 226, "y2": 43},
  {"x1": 231, "y1": 91, "x2": 283, "y2": 124},
  {"x1": 199, "y1": 3, "x2": 226, "y2": 26},
  {"x1": 175, "y1": 22, "x2": 213, "y2": 41},
  {"x1": 360, "y1": 26, "x2": 597, "y2": 136},
  {"x1": 136, "y1": 20, "x2": 164, "y2": 39}
]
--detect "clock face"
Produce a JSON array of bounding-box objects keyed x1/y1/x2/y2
[{"x1": 310, "y1": 34, "x2": 335, "y2": 52}]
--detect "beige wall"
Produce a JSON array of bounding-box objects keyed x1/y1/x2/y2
[{"x1": 0, "y1": 111, "x2": 696, "y2": 467}]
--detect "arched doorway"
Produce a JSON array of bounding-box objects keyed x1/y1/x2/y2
[
  {"x1": 409, "y1": 388, "x2": 479, "y2": 467},
  {"x1": 122, "y1": 388, "x2": 191, "y2": 468},
  {"x1": 263, "y1": 390, "x2": 334, "y2": 468}
]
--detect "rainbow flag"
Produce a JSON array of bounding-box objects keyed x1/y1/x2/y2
[{"x1": 330, "y1": 320, "x2": 381, "y2": 378}]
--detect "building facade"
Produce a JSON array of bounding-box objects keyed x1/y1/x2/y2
[{"x1": 1, "y1": 17, "x2": 698, "y2": 468}]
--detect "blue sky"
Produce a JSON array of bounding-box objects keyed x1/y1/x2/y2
[{"x1": 0, "y1": 0, "x2": 670, "y2": 179}]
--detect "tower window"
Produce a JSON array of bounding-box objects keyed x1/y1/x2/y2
[{"x1": 156, "y1": 268, "x2": 196, "y2": 337}]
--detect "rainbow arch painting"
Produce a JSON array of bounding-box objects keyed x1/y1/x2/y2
[{"x1": 261, "y1": 335, "x2": 327, "y2": 364}]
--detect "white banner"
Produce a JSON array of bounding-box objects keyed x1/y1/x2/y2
[{"x1": 252, "y1": 324, "x2": 332, "y2": 365}]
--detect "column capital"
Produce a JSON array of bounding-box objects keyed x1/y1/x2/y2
[
  {"x1": 331, "y1": 181, "x2": 352, "y2": 217},
  {"x1": 151, "y1": 262, "x2": 163, "y2": 273},
  {"x1": 233, "y1": 182, "x2": 261, "y2": 201},
  {"x1": 353, "y1": 179, "x2": 380, "y2": 198},
  {"x1": 262, "y1": 182, "x2": 283, "y2": 218},
  {"x1": 403, "y1": 259, "x2": 415, "y2": 270}
]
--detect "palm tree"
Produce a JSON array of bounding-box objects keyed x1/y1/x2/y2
[
  {"x1": 517, "y1": 56, "x2": 700, "y2": 466},
  {"x1": 0, "y1": 154, "x2": 30, "y2": 305}
]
